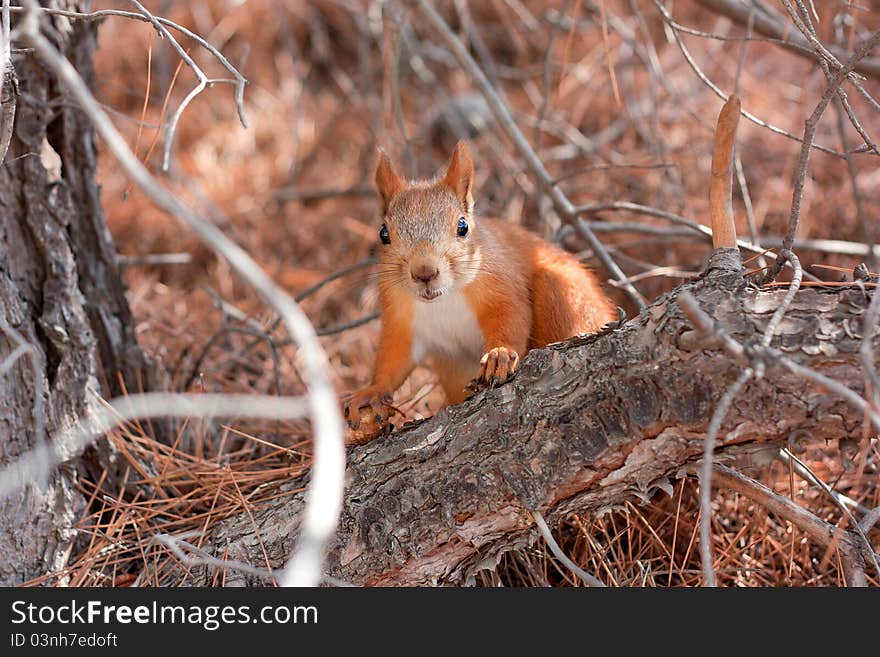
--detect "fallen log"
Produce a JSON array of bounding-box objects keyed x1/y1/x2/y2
[{"x1": 181, "y1": 253, "x2": 877, "y2": 585}]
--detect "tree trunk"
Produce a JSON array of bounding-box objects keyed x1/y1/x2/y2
[
  {"x1": 182, "y1": 258, "x2": 878, "y2": 586},
  {"x1": 0, "y1": 5, "x2": 152, "y2": 585}
]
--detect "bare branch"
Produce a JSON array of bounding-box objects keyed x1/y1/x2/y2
[
  {"x1": 834, "y1": 99, "x2": 877, "y2": 271},
  {"x1": 316, "y1": 312, "x2": 380, "y2": 337},
  {"x1": 860, "y1": 506, "x2": 880, "y2": 534},
  {"x1": 8, "y1": 3, "x2": 248, "y2": 140},
  {"x1": 274, "y1": 184, "x2": 375, "y2": 203},
  {"x1": 694, "y1": 0, "x2": 880, "y2": 80},
  {"x1": 575, "y1": 200, "x2": 803, "y2": 274},
  {"x1": 769, "y1": 28, "x2": 880, "y2": 280},
  {"x1": 295, "y1": 258, "x2": 377, "y2": 303},
  {"x1": 699, "y1": 368, "x2": 752, "y2": 587},
  {"x1": 777, "y1": 448, "x2": 880, "y2": 578},
  {"x1": 759, "y1": 239, "x2": 880, "y2": 259},
  {"x1": 776, "y1": 449, "x2": 871, "y2": 516},
  {"x1": 0, "y1": 391, "x2": 309, "y2": 500},
  {"x1": 653, "y1": 0, "x2": 849, "y2": 159},
  {"x1": 126, "y1": 1, "x2": 208, "y2": 172},
  {"x1": 711, "y1": 463, "x2": 873, "y2": 587},
  {"x1": 116, "y1": 252, "x2": 192, "y2": 267}
]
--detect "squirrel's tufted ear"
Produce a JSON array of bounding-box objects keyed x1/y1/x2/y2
[
  {"x1": 442, "y1": 141, "x2": 474, "y2": 213},
  {"x1": 375, "y1": 149, "x2": 404, "y2": 215}
]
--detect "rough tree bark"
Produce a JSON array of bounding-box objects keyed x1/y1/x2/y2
[
  {"x1": 182, "y1": 256, "x2": 879, "y2": 586},
  {"x1": 0, "y1": 5, "x2": 151, "y2": 585}
]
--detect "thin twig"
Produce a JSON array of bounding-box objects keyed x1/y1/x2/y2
[
  {"x1": 759, "y1": 237, "x2": 880, "y2": 259},
  {"x1": 532, "y1": 510, "x2": 605, "y2": 587},
  {"x1": 859, "y1": 270, "x2": 880, "y2": 408},
  {"x1": 533, "y1": 0, "x2": 572, "y2": 234},
  {"x1": 781, "y1": 0, "x2": 880, "y2": 156},
  {"x1": 295, "y1": 258, "x2": 377, "y2": 303},
  {"x1": 769, "y1": 28, "x2": 880, "y2": 280},
  {"x1": 654, "y1": 0, "x2": 849, "y2": 160},
  {"x1": 150, "y1": 530, "x2": 354, "y2": 587},
  {"x1": 860, "y1": 506, "x2": 880, "y2": 534},
  {"x1": 152, "y1": 532, "x2": 277, "y2": 582},
  {"x1": 780, "y1": 448, "x2": 872, "y2": 517},
  {"x1": 316, "y1": 312, "x2": 380, "y2": 337},
  {"x1": 117, "y1": 252, "x2": 192, "y2": 267},
  {"x1": 699, "y1": 368, "x2": 752, "y2": 587},
  {"x1": 833, "y1": 98, "x2": 876, "y2": 271},
  {"x1": 692, "y1": 0, "x2": 880, "y2": 80},
  {"x1": 274, "y1": 184, "x2": 375, "y2": 203},
  {"x1": 127, "y1": 1, "x2": 209, "y2": 172},
  {"x1": 7, "y1": 3, "x2": 249, "y2": 129},
  {"x1": 677, "y1": 290, "x2": 880, "y2": 433}
]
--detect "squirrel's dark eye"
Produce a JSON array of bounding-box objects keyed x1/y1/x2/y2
[
  {"x1": 379, "y1": 224, "x2": 390, "y2": 245},
  {"x1": 457, "y1": 217, "x2": 469, "y2": 237}
]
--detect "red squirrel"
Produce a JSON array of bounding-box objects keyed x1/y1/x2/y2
[{"x1": 343, "y1": 141, "x2": 616, "y2": 444}]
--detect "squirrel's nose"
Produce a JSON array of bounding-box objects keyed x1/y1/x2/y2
[{"x1": 411, "y1": 266, "x2": 439, "y2": 284}]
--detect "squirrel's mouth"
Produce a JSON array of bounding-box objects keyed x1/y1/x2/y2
[{"x1": 417, "y1": 288, "x2": 445, "y2": 302}]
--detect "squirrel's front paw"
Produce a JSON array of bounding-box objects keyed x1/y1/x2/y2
[
  {"x1": 342, "y1": 388, "x2": 394, "y2": 446},
  {"x1": 476, "y1": 346, "x2": 520, "y2": 385}
]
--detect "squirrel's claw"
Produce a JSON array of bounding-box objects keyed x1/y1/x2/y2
[
  {"x1": 341, "y1": 388, "x2": 394, "y2": 445},
  {"x1": 473, "y1": 346, "x2": 520, "y2": 389}
]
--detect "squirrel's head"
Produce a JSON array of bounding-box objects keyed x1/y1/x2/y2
[{"x1": 373, "y1": 141, "x2": 481, "y2": 303}]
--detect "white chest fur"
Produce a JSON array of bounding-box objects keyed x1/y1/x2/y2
[{"x1": 411, "y1": 290, "x2": 484, "y2": 364}]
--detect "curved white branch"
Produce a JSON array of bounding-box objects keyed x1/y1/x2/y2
[{"x1": 0, "y1": 392, "x2": 309, "y2": 500}]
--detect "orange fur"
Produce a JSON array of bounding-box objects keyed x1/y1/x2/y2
[
  {"x1": 343, "y1": 142, "x2": 617, "y2": 445},
  {"x1": 527, "y1": 236, "x2": 616, "y2": 347},
  {"x1": 341, "y1": 284, "x2": 415, "y2": 444},
  {"x1": 373, "y1": 284, "x2": 416, "y2": 390},
  {"x1": 430, "y1": 357, "x2": 473, "y2": 405}
]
